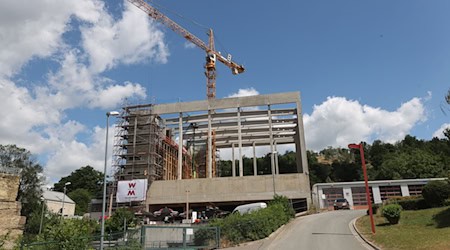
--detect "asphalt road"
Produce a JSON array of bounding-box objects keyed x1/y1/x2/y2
[{"x1": 227, "y1": 210, "x2": 371, "y2": 250}]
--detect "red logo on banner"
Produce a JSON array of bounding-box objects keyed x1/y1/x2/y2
[
  {"x1": 128, "y1": 182, "x2": 136, "y2": 188},
  {"x1": 127, "y1": 190, "x2": 136, "y2": 196}
]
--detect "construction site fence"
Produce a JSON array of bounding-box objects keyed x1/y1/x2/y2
[{"x1": 141, "y1": 224, "x2": 220, "y2": 249}]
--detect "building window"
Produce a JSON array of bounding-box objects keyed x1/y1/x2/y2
[
  {"x1": 379, "y1": 185, "x2": 401, "y2": 200},
  {"x1": 323, "y1": 187, "x2": 343, "y2": 207},
  {"x1": 408, "y1": 184, "x2": 425, "y2": 196},
  {"x1": 351, "y1": 186, "x2": 374, "y2": 206}
]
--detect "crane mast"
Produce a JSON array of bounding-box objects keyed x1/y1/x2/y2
[{"x1": 128, "y1": 0, "x2": 245, "y2": 99}]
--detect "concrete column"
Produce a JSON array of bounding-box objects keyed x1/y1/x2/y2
[
  {"x1": 237, "y1": 107, "x2": 243, "y2": 177},
  {"x1": 207, "y1": 110, "x2": 212, "y2": 178},
  {"x1": 343, "y1": 187, "x2": 354, "y2": 209},
  {"x1": 274, "y1": 141, "x2": 279, "y2": 175},
  {"x1": 253, "y1": 142, "x2": 257, "y2": 176},
  {"x1": 178, "y1": 113, "x2": 183, "y2": 180},
  {"x1": 372, "y1": 185, "x2": 382, "y2": 204},
  {"x1": 294, "y1": 96, "x2": 309, "y2": 174},
  {"x1": 268, "y1": 105, "x2": 275, "y2": 175},
  {"x1": 318, "y1": 189, "x2": 325, "y2": 209},
  {"x1": 400, "y1": 184, "x2": 410, "y2": 197},
  {"x1": 231, "y1": 144, "x2": 236, "y2": 177}
]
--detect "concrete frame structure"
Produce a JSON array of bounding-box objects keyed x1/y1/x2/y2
[
  {"x1": 145, "y1": 92, "x2": 309, "y2": 210},
  {"x1": 152, "y1": 91, "x2": 309, "y2": 178},
  {"x1": 312, "y1": 178, "x2": 447, "y2": 210}
]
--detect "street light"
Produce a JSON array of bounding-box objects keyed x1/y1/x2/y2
[
  {"x1": 39, "y1": 197, "x2": 45, "y2": 234},
  {"x1": 61, "y1": 182, "x2": 71, "y2": 222},
  {"x1": 100, "y1": 111, "x2": 120, "y2": 250},
  {"x1": 348, "y1": 142, "x2": 376, "y2": 234}
]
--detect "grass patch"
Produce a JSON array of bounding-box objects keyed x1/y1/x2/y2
[{"x1": 356, "y1": 206, "x2": 450, "y2": 250}]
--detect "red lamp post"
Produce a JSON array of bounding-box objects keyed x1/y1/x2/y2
[{"x1": 348, "y1": 142, "x2": 376, "y2": 234}]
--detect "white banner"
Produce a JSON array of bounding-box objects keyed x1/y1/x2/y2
[{"x1": 116, "y1": 179, "x2": 148, "y2": 203}]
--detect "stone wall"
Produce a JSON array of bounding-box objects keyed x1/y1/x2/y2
[{"x1": 0, "y1": 173, "x2": 25, "y2": 249}]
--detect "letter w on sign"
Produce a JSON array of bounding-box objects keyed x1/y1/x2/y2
[{"x1": 128, "y1": 182, "x2": 136, "y2": 188}]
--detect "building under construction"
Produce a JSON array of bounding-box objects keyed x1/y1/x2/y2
[{"x1": 110, "y1": 92, "x2": 311, "y2": 213}]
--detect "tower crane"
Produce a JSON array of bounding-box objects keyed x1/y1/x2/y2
[{"x1": 127, "y1": 0, "x2": 245, "y2": 99}]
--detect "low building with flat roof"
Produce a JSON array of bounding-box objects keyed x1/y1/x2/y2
[
  {"x1": 43, "y1": 190, "x2": 76, "y2": 216},
  {"x1": 312, "y1": 178, "x2": 447, "y2": 210}
]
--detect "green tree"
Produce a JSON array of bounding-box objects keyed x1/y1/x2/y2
[
  {"x1": 67, "y1": 188, "x2": 92, "y2": 216},
  {"x1": 105, "y1": 208, "x2": 136, "y2": 234},
  {"x1": 368, "y1": 140, "x2": 396, "y2": 169},
  {"x1": 378, "y1": 149, "x2": 446, "y2": 179},
  {"x1": 0, "y1": 145, "x2": 44, "y2": 225},
  {"x1": 331, "y1": 160, "x2": 361, "y2": 182},
  {"x1": 278, "y1": 151, "x2": 297, "y2": 174},
  {"x1": 53, "y1": 166, "x2": 103, "y2": 197}
]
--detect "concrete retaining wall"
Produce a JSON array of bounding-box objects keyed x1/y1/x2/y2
[{"x1": 147, "y1": 173, "x2": 311, "y2": 205}]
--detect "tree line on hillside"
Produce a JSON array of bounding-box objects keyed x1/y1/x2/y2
[{"x1": 218, "y1": 131, "x2": 450, "y2": 186}]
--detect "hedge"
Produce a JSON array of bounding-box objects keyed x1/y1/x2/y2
[
  {"x1": 205, "y1": 195, "x2": 295, "y2": 245},
  {"x1": 422, "y1": 181, "x2": 450, "y2": 207}
]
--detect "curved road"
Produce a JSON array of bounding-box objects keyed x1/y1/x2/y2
[{"x1": 227, "y1": 210, "x2": 371, "y2": 250}]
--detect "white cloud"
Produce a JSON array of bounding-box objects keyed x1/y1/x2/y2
[
  {"x1": 184, "y1": 41, "x2": 196, "y2": 49},
  {"x1": 432, "y1": 123, "x2": 450, "y2": 138},
  {"x1": 0, "y1": 0, "x2": 104, "y2": 77},
  {"x1": 0, "y1": 0, "x2": 169, "y2": 182},
  {"x1": 46, "y1": 50, "x2": 147, "y2": 109},
  {"x1": 44, "y1": 124, "x2": 117, "y2": 182},
  {"x1": 81, "y1": 1, "x2": 169, "y2": 73},
  {"x1": 227, "y1": 88, "x2": 259, "y2": 98},
  {"x1": 304, "y1": 97, "x2": 426, "y2": 151}
]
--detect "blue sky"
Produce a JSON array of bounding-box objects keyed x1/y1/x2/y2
[{"x1": 0, "y1": 0, "x2": 449, "y2": 183}]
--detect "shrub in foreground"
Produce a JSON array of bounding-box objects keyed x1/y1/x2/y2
[
  {"x1": 209, "y1": 195, "x2": 294, "y2": 245},
  {"x1": 382, "y1": 204, "x2": 402, "y2": 225},
  {"x1": 422, "y1": 181, "x2": 450, "y2": 207}
]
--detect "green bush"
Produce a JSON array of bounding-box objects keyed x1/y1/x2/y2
[
  {"x1": 193, "y1": 228, "x2": 217, "y2": 247},
  {"x1": 422, "y1": 181, "x2": 450, "y2": 207},
  {"x1": 444, "y1": 199, "x2": 450, "y2": 207},
  {"x1": 382, "y1": 204, "x2": 402, "y2": 225},
  {"x1": 269, "y1": 195, "x2": 295, "y2": 218},
  {"x1": 29, "y1": 217, "x2": 99, "y2": 250},
  {"x1": 396, "y1": 198, "x2": 429, "y2": 210},
  {"x1": 211, "y1": 195, "x2": 294, "y2": 245}
]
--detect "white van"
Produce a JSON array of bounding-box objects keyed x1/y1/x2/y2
[{"x1": 232, "y1": 202, "x2": 267, "y2": 215}]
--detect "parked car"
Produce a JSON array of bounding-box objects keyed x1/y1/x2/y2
[
  {"x1": 232, "y1": 202, "x2": 267, "y2": 214},
  {"x1": 333, "y1": 198, "x2": 350, "y2": 210}
]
